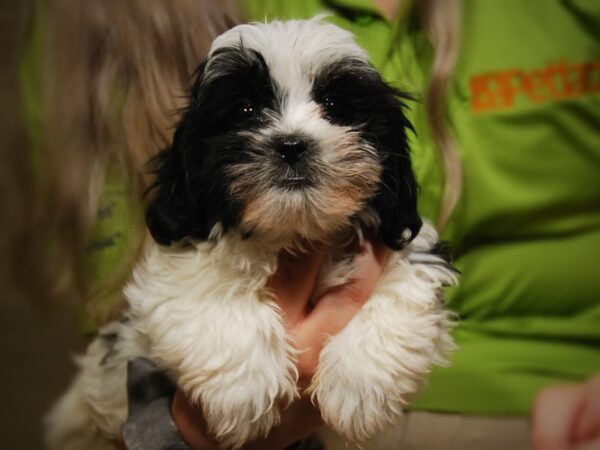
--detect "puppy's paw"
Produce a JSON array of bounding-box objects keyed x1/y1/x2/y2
[
  {"x1": 200, "y1": 386, "x2": 284, "y2": 449},
  {"x1": 309, "y1": 325, "x2": 408, "y2": 442},
  {"x1": 311, "y1": 242, "x2": 457, "y2": 442},
  {"x1": 180, "y1": 350, "x2": 298, "y2": 449},
  {"x1": 310, "y1": 293, "x2": 454, "y2": 442}
]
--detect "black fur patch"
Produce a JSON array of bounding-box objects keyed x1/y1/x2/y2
[
  {"x1": 146, "y1": 48, "x2": 278, "y2": 245},
  {"x1": 430, "y1": 241, "x2": 454, "y2": 266},
  {"x1": 313, "y1": 59, "x2": 422, "y2": 250}
]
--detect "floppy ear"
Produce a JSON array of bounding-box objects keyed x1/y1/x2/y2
[
  {"x1": 369, "y1": 93, "x2": 423, "y2": 250},
  {"x1": 146, "y1": 61, "x2": 228, "y2": 246},
  {"x1": 145, "y1": 125, "x2": 195, "y2": 246}
]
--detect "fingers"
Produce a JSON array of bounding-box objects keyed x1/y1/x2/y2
[
  {"x1": 532, "y1": 375, "x2": 600, "y2": 450},
  {"x1": 531, "y1": 384, "x2": 586, "y2": 450},
  {"x1": 313, "y1": 241, "x2": 389, "y2": 312},
  {"x1": 309, "y1": 239, "x2": 388, "y2": 333},
  {"x1": 243, "y1": 395, "x2": 322, "y2": 450},
  {"x1": 574, "y1": 376, "x2": 600, "y2": 445},
  {"x1": 268, "y1": 250, "x2": 325, "y2": 328},
  {"x1": 292, "y1": 240, "x2": 388, "y2": 378},
  {"x1": 171, "y1": 390, "x2": 220, "y2": 450},
  {"x1": 574, "y1": 439, "x2": 600, "y2": 450}
]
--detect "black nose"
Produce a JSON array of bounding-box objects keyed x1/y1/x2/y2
[{"x1": 275, "y1": 137, "x2": 308, "y2": 165}]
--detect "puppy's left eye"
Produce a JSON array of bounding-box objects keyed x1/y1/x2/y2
[
  {"x1": 321, "y1": 96, "x2": 345, "y2": 116},
  {"x1": 236, "y1": 102, "x2": 256, "y2": 119},
  {"x1": 323, "y1": 96, "x2": 337, "y2": 110}
]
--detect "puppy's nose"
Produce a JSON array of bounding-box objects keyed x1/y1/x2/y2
[{"x1": 276, "y1": 137, "x2": 308, "y2": 165}]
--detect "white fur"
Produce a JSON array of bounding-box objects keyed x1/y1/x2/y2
[
  {"x1": 46, "y1": 223, "x2": 455, "y2": 449},
  {"x1": 208, "y1": 18, "x2": 367, "y2": 106},
  {"x1": 127, "y1": 236, "x2": 299, "y2": 447},
  {"x1": 45, "y1": 374, "x2": 114, "y2": 450}
]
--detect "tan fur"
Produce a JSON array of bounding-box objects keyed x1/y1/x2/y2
[{"x1": 230, "y1": 130, "x2": 382, "y2": 244}]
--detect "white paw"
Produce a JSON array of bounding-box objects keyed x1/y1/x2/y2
[
  {"x1": 312, "y1": 370, "x2": 404, "y2": 442},
  {"x1": 179, "y1": 344, "x2": 298, "y2": 449},
  {"x1": 199, "y1": 384, "x2": 284, "y2": 449},
  {"x1": 310, "y1": 316, "x2": 412, "y2": 442},
  {"x1": 311, "y1": 285, "x2": 454, "y2": 442},
  {"x1": 310, "y1": 242, "x2": 457, "y2": 442}
]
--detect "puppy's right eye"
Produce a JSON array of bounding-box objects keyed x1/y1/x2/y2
[
  {"x1": 235, "y1": 102, "x2": 256, "y2": 119},
  {"x1": 321, "y1": 95, "x2": 347, "y2": 118},
  {"x1": 323, "y1": 96, "x2": 337, "y2": 111}
]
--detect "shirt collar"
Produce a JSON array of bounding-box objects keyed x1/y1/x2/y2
[
  {"x1": 324, "y1": 0, "x2": 415, "y2": 24},
  {"x1": 324, "y1": 0, "x2": 386, "y2": 21}
]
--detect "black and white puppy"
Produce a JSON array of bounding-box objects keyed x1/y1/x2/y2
[{"x1": 46, "y1": 18, "x2": 456, "y2": 450}]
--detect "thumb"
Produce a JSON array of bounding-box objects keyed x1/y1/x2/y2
[
  {"x1": 269, "y1": 249, "x2": 325, "y2": 328},
  {"x1": 310, "y1": 240, "x2": 388, "y2": 330},
  {"x1": 291, "y1": 240, "x2": 388, "y2": 378}
]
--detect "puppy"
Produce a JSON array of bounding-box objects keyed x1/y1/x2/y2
[{"x1": 46, "y1": 18, "x2": 457, "y2": 450}]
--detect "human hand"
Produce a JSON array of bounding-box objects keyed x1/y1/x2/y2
[
  {"x1": 531, "y1": 374, "x2": 600, "y2": 450},
  {"x1": 171, "y1": 240, "x2": 388, "y2": 449},
  {"x1": 270, "y1": 240, "x2": 388, "y2": 384}
]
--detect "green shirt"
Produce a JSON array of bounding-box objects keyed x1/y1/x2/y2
[{"x1": 241, "y1": 0, "x2": 600, "y2": 415}]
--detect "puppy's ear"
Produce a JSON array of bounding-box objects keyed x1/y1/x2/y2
[
  {"x1": 370, "y1": 93, "x2": 423, "y2": 250},
  {"x1": 146, "y1": 61, "x2": 221, "y2": 246},
  {"x1": 145, "y1": 126, "x2": 193, "y2": 246}
]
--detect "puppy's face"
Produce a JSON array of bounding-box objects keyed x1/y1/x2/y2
[{"x1": 147, "y1": 19, "x2": 421, "y2": 249}]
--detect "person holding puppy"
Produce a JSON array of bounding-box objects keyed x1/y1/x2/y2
[{"x1": 21, "y1": 0, "x2": 599, "y2": 449}]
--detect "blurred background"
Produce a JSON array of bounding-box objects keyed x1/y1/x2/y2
[
  {"x1": 0, "y1": 1, "x2": 85, "y2": 449},
  {"x1": 0, "y1": 1, "x2": 598, "y2": 449}
]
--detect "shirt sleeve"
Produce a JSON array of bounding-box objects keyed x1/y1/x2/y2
[{"x1": 122, "y1": 358, "x2": 190, "y2": 450}]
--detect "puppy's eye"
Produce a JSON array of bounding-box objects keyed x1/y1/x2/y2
[
  {"x1": 323, "y1": 96, "x2": 336, "y2": 110},
  {"x1": 322, "y1": 96, "x2": 344, "y2": 114},
  {"x1": 236, "y1": 102, "x2": 256, "y2": 119}
]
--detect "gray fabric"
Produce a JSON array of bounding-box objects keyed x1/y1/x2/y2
[
  {"x1": 121, "y1": 358, "x2": 323, "y2": 450},
  {"x1": 122, "y1": 358, "x2": 190, "y2": 450}
]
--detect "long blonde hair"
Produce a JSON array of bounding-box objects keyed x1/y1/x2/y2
[
  {"x1": 394, "y1": 0, "x2": 463, "y2": 230},
  {"x1": 24, "y1": 0, "x2": 239, "y2": 320},
  {"x1": 419, "y1": 0, "x2": 463, "y2": 230}
]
